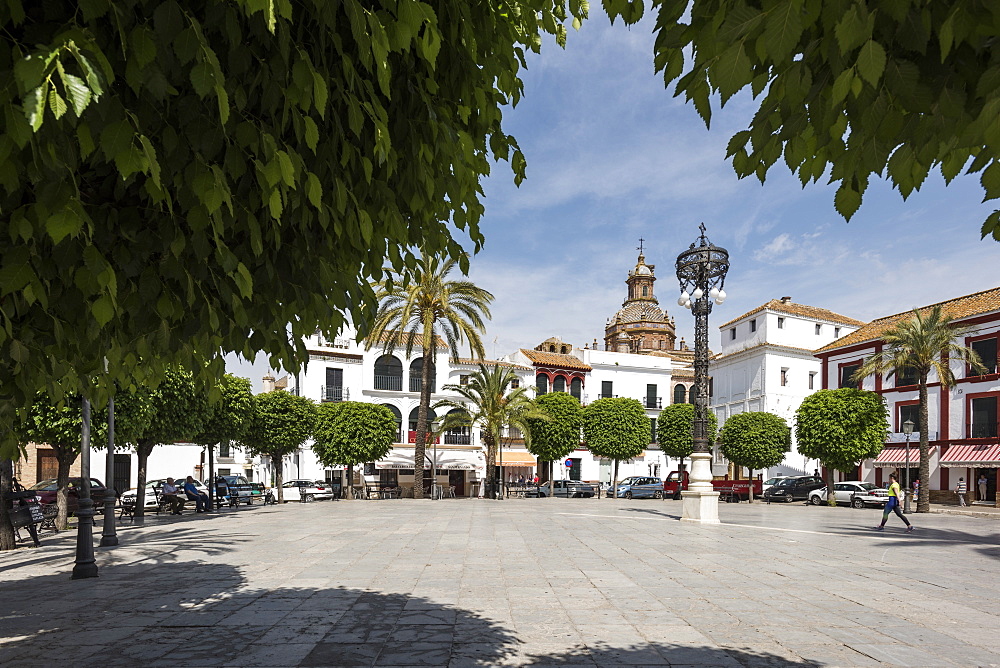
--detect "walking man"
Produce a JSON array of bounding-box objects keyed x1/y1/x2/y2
[
  {"x1": 956, "y1": 477, "x2": 967, "y2": 506},
  {"x1": 874, "y1": 473, "x2": 913, "y2": 532}
]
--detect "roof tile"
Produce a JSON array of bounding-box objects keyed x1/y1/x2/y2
[
  {"x1": 719, "y1": 300, "x2": 864, "y2": 329},
  {"x1": 519, "y1": 349, "x2": 593, "y2": 371}
]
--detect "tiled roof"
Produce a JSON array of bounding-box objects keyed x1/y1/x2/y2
[
  {"x1": 519, "y1": 349, "x2": 593, "y2": 371},
  {"x1": 456, "y1": 358, "x2": 533, "y2": 371},
  {"x1": 815, "y1": 286, "x2": 1000, "y2": 354},
  {"x1": 719, "y1": 300, "x2": 865, "y2": 329}
]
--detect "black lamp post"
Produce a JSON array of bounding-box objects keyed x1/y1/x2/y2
[
  {"x1": 902, "y1": 418, "x2": 914, "y2": 513},
  {"x1": 675, "y1": 224, "x2": 729, "y2": 523},
  {"x1": 99, "y1": 396, "x2": 118, "y2": 547},
  {"x1": 72, "y1": 398, "x2": 99, "y2": 579}
]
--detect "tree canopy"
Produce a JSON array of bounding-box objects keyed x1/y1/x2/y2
[
  {"x1": 795, "y1": 388, "x2": 888, "y2": 474},
  {"x1": 605, "y1": 0, "x2": 1000, "y2": 239},
  {"x1": 241, "y1": 390, "x2": 316, "y2": 501},
  {"x1": 719, "y1": 411, "x2": 790, "y2": 473},
  {"x1": 192, "y1": 374, "x2": 254, "y2": 448},
  {"x1": 0, "y1": 0, "x2": 586, "y2": 459},
  {"x1": 526, "y1": 392, "x2": 582, "y2": 463},
  {"x1": 312, "y1": 401, "x2": 396, "y2": 472},
  {"x1": 657, "y1": 403, "x2": 718, "y2": 461},
  {"x1": 582, "y1": 398, "x2": 649, "y2": 462}
]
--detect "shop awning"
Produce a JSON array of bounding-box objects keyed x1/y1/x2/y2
[
  {"x1": 434, "y1": 451, "x2": 484, "y2": 470},
  {"x1": 498, "y1": 451, "x2": 536, "y2": 467},
  {"x1": 375, "y1": 450, "x2": 424, "y2": 469},
  {"x1": 873, "y1": 446, "x2": 921, "y2": 467},
  {"x1": 940, "y1": 443, "x2": 1000, "y2": 467}
]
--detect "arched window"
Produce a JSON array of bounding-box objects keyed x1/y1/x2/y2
[
  {"x1": 444, "y1": 408, "x2": 471, "y2": 445},
  {"x1": 560, "y1": 346, "x2": 567, "y2": 354},
  {"x1": 642, "y1": 285, "x2": 648, "y2": 297},
  {"x1": 553, "y1": 375, "x2": 567, "y2": 393},
  {"x1": 549, "y1": 344, "x2": 556, "y2": 352},
  {"x1": 408, "y1": 406, "x2": 437, "y2": 432},
  {"x1": 536, "y1": 374, "x2": 549, "y2": 395},
  {"x1": 689, "y1": 386, "x2": 696, "y2": 404},
  {"x1": 570, "y1": 378, "x2": 582, "y2": 400},
  {"x1": 409, "y1": 357, "x2": 436, "y2": 393},
  {"x1": 381, "y1": 404, "x2": 402, "y2": 442},
  {"x1": 374, "y1": 355, "x2": 402, "y2": 391},
  {"x1": 673, "y1": 384, "x2": 686, "y2": 405}
]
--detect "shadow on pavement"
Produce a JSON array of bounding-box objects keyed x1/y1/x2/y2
[{"x1": 0, "y1": 559, "x2": 816, "y2": 668}]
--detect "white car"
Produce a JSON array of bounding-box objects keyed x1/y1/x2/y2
[
  {"x1": 280, "y1": 479, "x2": 336, "y2": 502},
  {"x1": 808, "y1": 481, "x2": 889, "y2": 508},
  {"x1": 121, "y1": 478, "x2": 210, "y2": 508}
]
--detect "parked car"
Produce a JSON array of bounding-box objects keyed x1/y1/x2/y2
[
  {"x1": 761, "y1": 476, "x2": 795, "y2": 495},
  {"x1": 121, "y1": 478, "x2": 211, "y2": 509},
  {"x1": 762, "y1": 476, "x2": 825, "y2": 502},
  {"x1": 213, "y1": 474, "x2": 266, "y2": 505},
  {"x1": 610, "y1": 476, "x2": 664, "y2": 499},
  {"x1": 280, "y1": 479, "x2": 336, "y2": 502},
  {"x1": 809, "y1": 482, "x2": 889, "y2": 508},
  {"x1": 532, "y1": 480, "x2": 596, "y2": 498},
  {"x1": 29, "y1": 477, "x2": 110, "y2": 511}
]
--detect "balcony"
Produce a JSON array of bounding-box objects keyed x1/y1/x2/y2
[
  {"x1": 409, "y1": 377, "x2": 437, "y2": 393},
  {"x1": 374, "y1": 374, "x2": 403, "y2": 391},
  {"x1": 644, "y1": 397, "x2": 662, "y2": 409},
  {"x1": 320, "y1": 386, "x2": 349, "y2": 403},
  {"x1": 444, "y1": 433, "x2": 472, "y2": 445}
]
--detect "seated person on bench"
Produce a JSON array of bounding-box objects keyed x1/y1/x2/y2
[
  {"x1": 162, "y1": 478, "x2": 185, "y2": 515},
  {"x1": 183, "y1": 476, "x2": 210, "y2": 513}
]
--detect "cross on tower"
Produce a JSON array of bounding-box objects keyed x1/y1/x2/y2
[{"x1": 637, "y1": 238, "x2": 645, "y2": 254}]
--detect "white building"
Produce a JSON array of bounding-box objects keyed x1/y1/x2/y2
[{"x1": 710, "y1": 297, "x2": 864, "y2": 477}]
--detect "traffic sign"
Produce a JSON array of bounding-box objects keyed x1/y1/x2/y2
[{"x1": 564, "y1": 459, "x2": 573, "y2": 468}]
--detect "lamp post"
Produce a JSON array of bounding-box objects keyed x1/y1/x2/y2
[
  {"x1": 72, "y1": 398, "x2": 99, "y2": 579},
  {"x1": 675, "y1": 223, "x2": 729, "y2": 523},
  {"x1": 99, "y1": 395, "x2": 118, "y2": 547},
  {"x1": 902, "y1": 418, "x2": 914, "y2": 513}
]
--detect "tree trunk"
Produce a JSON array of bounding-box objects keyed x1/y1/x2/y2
[
  {"x1": 917, "y1": 371, "x2": 931, "y2": 513},
  {"x1": 413, "y1": 342, "x2": 434, "y2": 499},
  {"x1": 345, "y1": 464, "x2": 353, "y2": 500},
  {"x1": 747, "y1": 468, "x2": 754, "y2": 503},
  {"x1": 825, "y1": 465, "x2": 836, "y2": 506},
  {"x1": 274, "y1": 454, "x2": 284, "y2": 502},
  {"x1": 0, "y1": 459, "x2": 15, "y2": 550},
  {"x1": 55, "y1": 448, "x2": 74, "y2": 530},
  {"x1": 613, "y1": 459, "x2": 619, "y2": 500},
  {"x1": 133, "y1": 440, "x2": 154, "y2": 525},
  {"x1": 549, "y1": 460, "x2": 554, "y2": 499},
  {"x1": 483, "y1": 433, "x2": 496, "y2": 499}
]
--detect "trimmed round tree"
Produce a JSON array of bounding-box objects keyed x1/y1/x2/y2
[
  {"x1": 657, "y1": 403, "x2": 718, "y2": 471},
  {"x1": 719, "y1": 412, "x2": 790, "y2": 502},
  {"x1": 582, "y1": 398, "x2": 650, "y2": 499},
  {"x1": 312, "y1": 402, "x2": 397, "y2": 500},
  {"x1": 795, "y1": 389, "x2": 889, "y2": 506},
  {"x1": 241, "y1": 391, "x2": 317, "y2": 503},
  {"x1": 526, "y1": 392, "x2": 582, "y2": 498}
]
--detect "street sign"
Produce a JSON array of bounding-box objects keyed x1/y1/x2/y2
[{"x1": 564, "y1": 459, "x2": 573, "y2": 468}]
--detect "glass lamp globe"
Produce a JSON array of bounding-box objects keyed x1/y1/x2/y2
[
  {"x1": 709, "y1": 287, "x2": 720, "y2": 299},
  {"x1": 677, "y1": 291, "x2": 689, "y2": 307},
  {"x1": 692, "y1": 287, "x2": 704, "y2": 300},
  {"x1": 715, "y1": 288, "x2": 727, "y2": 304}
]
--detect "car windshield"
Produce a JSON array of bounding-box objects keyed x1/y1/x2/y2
[
  {"x1": 857, "y1": 483, "x2": 878, "y2": 491},
  {"x1": 764, "y1": 478, "x2": 783, "y2": 485},
  {"x1": 28, "y1": 479, "x2": 58, "y2": 491},
  {"x1": 776, "y1": 479, "x2": 797, "y2": 487}
]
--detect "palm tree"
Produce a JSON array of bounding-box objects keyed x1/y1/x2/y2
[
  {"x1": 435, "y1": 363, "x2": 547, "y2": 499},
  {"x1": 853, "y1": 305, "x2": 986, "y2": 513},
  {"x1": 367, "y1": 251, "x2": 493, "y2": 498}
]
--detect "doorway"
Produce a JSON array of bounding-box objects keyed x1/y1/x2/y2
[
  {"x1": 448, "y1": 470, "x2": 465, "y2": 497},
  {"x1": 113, "y1": 454, "x2": 131, "y2": 496},
  {"x1": 36, "y1": 449, "x2": 59, "y2": 483},
  {"x1": 974, "y1": 467, "x2": 997, "y2": 504}
]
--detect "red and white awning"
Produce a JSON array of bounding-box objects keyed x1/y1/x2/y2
[
  {"x1": 873, "y1": 446, "x2": 921, "y2": 467},
  {"x1": 940, "y1": 443, "x2": 1000, "y2": 467}
]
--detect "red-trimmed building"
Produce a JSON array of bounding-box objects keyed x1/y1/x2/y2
[{"x1": 814, "y1": 288, "x2": 1000, "y2": 505}]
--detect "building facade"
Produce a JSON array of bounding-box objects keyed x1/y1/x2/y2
[{"x1": 815, "y1": 287, "x2": 1000, "y2": 505}]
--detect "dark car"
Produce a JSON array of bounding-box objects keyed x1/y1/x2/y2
[
  {"x1": 28, "y1": 477, "x2": 110, "y2": 511},
  {"x1": 762, "y1": 476, "x2": 825, "y2": 503}
]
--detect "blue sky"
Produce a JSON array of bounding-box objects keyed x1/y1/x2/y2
[{"x1": 227, "y1": 12, "x2": 1000, "y2": 387}]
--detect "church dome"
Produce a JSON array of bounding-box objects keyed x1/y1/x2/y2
[{"x1": 612, "y1": 301, "x2": 667, "y2": 325}]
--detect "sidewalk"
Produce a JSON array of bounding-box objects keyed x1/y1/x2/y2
[
  {"x1": 1, "y1": 498, "x2": 998, "y2": 667},
  {"x1": 930, "y1": 502, "x2": 1000, "y2": 520}
]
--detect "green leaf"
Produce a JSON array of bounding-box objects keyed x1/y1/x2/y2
[
  {"x1": 92, "y1": 295, "x2": 114, "y2": 326},
  {"x1": 58, "y1": 67, "x2": 91, "y2": 116},
  {"x1": 46, "y1": 207, "x2": 82, "y2": 244},
  {"x1": 762, "y1": 0, "x2": 803, "y2": 62},
  {"x1": 856, "y1": 40, "x2": 886, "y2": 86},
  {"x1": 77, "y1": 122, "x2": 95, "y2": 157},
  {"x1": 982, "y1": 162, "x2": 1000, "y2": 201},
  {"x1": 190, "y1": 62, "x2": 214, "y2": 97},
  {"x1": 48, "y1": 88, "x2": 68, "y2": 119},
  {"x1": 303, "y1": 116, "x2": 319, "y2": 152},
  {"x1": 276, "y1": 150, "x2": 295, "y2": 187},
  {"x1": 23, "y1": 84, "x2": 47, "y2": 131},
  {"x1": 834, "y1": 5, "x2": 868, "y2": 55},
  {"x1": 312, "y1": 72, "x2": 328, "y2": 118},
  {"x1": 306, "y1": 172, "x2": 322, "y2": 209},
  {"x1": 834, "y1": 183, "x2": 862, "y2": 220},
  {"x1": 981, "y1": 210, "x2": 1000, "y2": 241},
  {"x1": 138, "y1": 135, "x2": 161, "y2": 187},
  {"x1": 268, "y1": 188, "x2": 283, "y2": 219},
  {"x1": 713, "y1": 43, "x2": 752, "y2": 101},
  {"x1": 832, "y1": 68, "x2": 854, "y2": 104}
]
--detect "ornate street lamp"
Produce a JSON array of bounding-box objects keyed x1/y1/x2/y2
[
  {"x1": 99, "y1": 396, "x2": 118, "y2": 547},
  {"x1": 902, "y1": 418, "x2": 914, "y2": 513},
  {"x1": 675, "y1": 224, "x2": 729, "y2": 523},
  {"x1": 72, "y1": 398, "x2": 99, "y2": 579}
]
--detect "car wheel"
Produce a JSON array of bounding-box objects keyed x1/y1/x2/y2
[
  {"x1": 625, "y1": 491, "x2": 632, "y2": 499},
  {"x1": 305, "y1": 494, "x2": 315, "y2": 502},
  {"x1": 785, "y1": 496, "x2": 794, "y2": 503},
  {"x1": 653, "y1": 490, "x2": 663, "y2": 499},
  {"x1": 851, "y1": 497, "x2": 865, "y2": 509},
  {"x1": 809, "y1": 495, "x2": 822, "y2": 506}
]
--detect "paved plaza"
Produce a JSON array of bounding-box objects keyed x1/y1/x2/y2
[{"x1": 1, "y1": 497, "x2": 998, "y2": 667}]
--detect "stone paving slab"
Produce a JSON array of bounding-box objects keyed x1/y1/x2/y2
[{"x1": 1, "y1": 498, "x2": 999, "y2": 667}]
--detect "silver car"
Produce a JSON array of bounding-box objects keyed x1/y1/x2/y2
[
  {"x1": 611, "y1": 476, "x2": 664, "y2": 499},
  {"x1": 808, "y1": 481, "x2": 889, "y2": 508}
]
